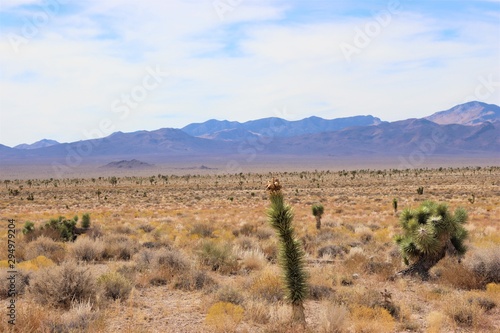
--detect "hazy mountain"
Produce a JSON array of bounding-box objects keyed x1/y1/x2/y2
[
  {"x1": 14, "y1": 139, "x2": 60, "y2": 149},
  {"x1": 268, "y1": 118, "x2": 499, "y2": 156},
  {"x1": 1, "y1": 102, "x2": 498, "y2": 167},
  {"x1": 182, "y1": 115, "x2": 383, "y2": 138},
  {"x1": 425, "y1": 101, "x2": 500, "y2": 125}
]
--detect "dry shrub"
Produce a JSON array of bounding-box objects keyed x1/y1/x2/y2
[
  {"x1": 48, "y1": 301, "x2": 99, "y2": 332},
  {"x1": 244, "y1": 299, "x2": 270, "y2": 324},
  {"x1": 173, "y1": 268, "x2": 216, "y2": 291},
  {"x1": 30, "y1": 261, "x2": 97, "y2": 309},
  {"x1": 197, "y1": 240, "x2": 238, "y2": 274},
  {"x1": 317, "y1": 245, "x2": 347, "y2": 259},
  {"x1": 102, "y1": 235, "x2": 139, "y2": 260},
  {"x1": 98, "y1": 271, "x2": 133, "y2": 301},
  {"x1": 350, "y1": 305, "x2": 395, "y2": 333},
  {"x1": 260, "y1": 239, "x2": 278, "y2": 262},
  {"x1": 155, "y1": 248, "x2": 190, "y2": 275},
  {"x1": 25, "y1": 235, "x2": 66, "y2": 263},
  {"x1": 0, "y1": 300, "x2": 50, "y2": 333},
  {"x1": 190, "y1": 223, "x2": 214, "y2": 238},
  {"x1": 465, "y1": 246, "x2": 500, "y2": 285},
  {"x1": 0, "y1": 269, "x2": 30, "y2": 299},
  {"x1": 318, "y1": 301, "x2": 349, "y2": 333},
  {"x1": 236, "y1": 236, "x2": 257, "y2": 251},
  {"x1": 426, "y1": 311, "x2": 449, "y2": 333},
  {"x1": 239, "y1": 249, "x2": 267, "y2": 272},
  {"x1": 255, "y1": 227, "x2": 273, "y2": 240},
  {"x1": 216, "y1": 285, "x2": 245, "y2": 305},
  {"x1": 249, "y1": 267, "x2": 284, "y2": 302},
  {"x1": 443, "y1": 296, "x2": 484, "y2": 329},
  {"x1": 205, "y1": 302, "x2": 244, "y2": 332},
  {"x1": 308, "y1": 284, "x2": 334, "y2": 300},
  {"x1": 435, "y1": 258, "x2": 484, "y2": 290},
  {"x1": 70, "y1": 237, "x2": 104, "y2": 262},
  {"x1": 238, "y1": 222, "x2": 257, "y2": 236},
  {"x1": 344, "y1": 248, "x2": 368, "y2": 274}
]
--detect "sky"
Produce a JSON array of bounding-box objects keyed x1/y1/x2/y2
[{"x1": 0, "y1": 0, "x2": 499, "y2": 147}]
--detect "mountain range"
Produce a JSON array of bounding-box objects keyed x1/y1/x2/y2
[{"x1": 1, "y1": 101, "x2": 499, "y2": 167}]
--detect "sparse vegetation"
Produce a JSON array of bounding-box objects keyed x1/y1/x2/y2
[{"x1": 0, "y1": 166, "x2": 498, "y2": 332}]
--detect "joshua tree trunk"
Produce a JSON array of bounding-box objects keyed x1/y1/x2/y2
[
  {"x1": 292, "y1": 302, "x2": 306, "y2": 324},
  {"x1": 398, "y1": 249, "x2": 446, "y2": 280},
  {"x1": 315, "y1": 216, "x2": 321, "y2": 230}
]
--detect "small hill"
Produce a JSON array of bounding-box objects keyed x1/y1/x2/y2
[
  {"x1": 425, "y1": 101, "x2": 500, "y2": 125},
  {"x1": 101, "y1": 159, "x2": 154, "y2": 169}
]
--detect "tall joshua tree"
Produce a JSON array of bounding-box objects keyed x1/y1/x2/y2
[
  {"x1": 394, "y1": 200, "x2": 468, "y2": 280},
  {"x1": 312, "y1": 204, "x2": 324, "y2": 230},
  {"x1": 266, "y1": 178, "x2": 308, "y2": 324}
]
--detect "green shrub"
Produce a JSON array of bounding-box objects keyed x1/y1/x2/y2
[
  {"x1": 98, "y1": 272, "x2": 132, "y2": 301},
  {"x1": 81, "y1": 213, "x2": 91, "y2": 229},
  {"x1": 197, "y1": 240, "x2": 238, "y2": 274}
]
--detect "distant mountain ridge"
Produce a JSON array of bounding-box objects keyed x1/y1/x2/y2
[
  {"x1": 425, "y1": 101, "x2": 500, "y2": 125},
  {"x1": 182, "y1": 115, "x2": 383, "y2": 139},
  {"x1": 14, "y1": 139, "x2": 60, "y2": 149},
  {"x1": 2, "y1": 101, "x2": 499, "y2": 167}
]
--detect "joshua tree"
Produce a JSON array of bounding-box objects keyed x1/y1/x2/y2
[
  {"x1": 392, "y1": 198, "x2": 398, "y2": 214},
  {"x1": 267, "y1": 178, "x2": 308, "y2": 324},
  {"x1": 81, "y1": 213, "x2": 91, "y2": 229},
  {"x1": 417, "y1": 186, "x2": 424, "y2": 195},
  {"x1": 394, "y1": 200, "x2": 468, "y2": 280},
  {"x1": 311, "y1": 204, "x2": 324, "y2": 230}
]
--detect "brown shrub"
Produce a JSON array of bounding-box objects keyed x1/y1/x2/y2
[
  {"x1": 102, "y1": 235, "x2": 139, "y2": 260},
  {"x1": 0, "y1": 269, "x2": 30, "y2": 299},
  {"x1": 70, "y1": 237, "x2": 104, "y2": 262},
  {"x1": 29, "y1": 261, "x2": 97, "y2": 309},
  {"x1": 25, "y1": 235, "x2": 66, "y2": 263}
]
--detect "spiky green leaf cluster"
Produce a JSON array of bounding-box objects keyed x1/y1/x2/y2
[
  {"x1": 311, "y1": 204, "x2": 324, "y2": 217},
  {"x1": 268, "y1": 192, "x2": 308, "y2": 304},
  {"x1": 395, "y1": 200, "x2": 468, "y2": 265}
]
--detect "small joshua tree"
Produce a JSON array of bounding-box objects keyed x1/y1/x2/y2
[
  {"x1": 266, "y1": 178, "x2": 308, "y2": 324},
  {"x1": 394, "y1": 200, "x2": 468, "y2": 280},
  {"x1": 312, "y1": 204, "x2": 324, "y2": 230},
  {"x1": 392, "y1": 198, "x2": 398, "y2": 214},
  {"x1": 417, "y1": 186, "x2": 424, "y2": 195}
]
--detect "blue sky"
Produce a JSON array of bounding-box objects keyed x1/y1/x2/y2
[{"x1": 0, "y1": 0, "x2": 499, "y2": 147}]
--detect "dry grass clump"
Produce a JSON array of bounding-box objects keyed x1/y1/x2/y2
[
  {"x1": 190, "y1": 222, "x2": 214, "y2": 238},
  {"x1": 318, "y1": 301, "x2": 349, "y2": 333},
  {"x1": 443, "y1": 295, "x2": 486, "y2": 330},
  {"x1": 244, "y1": 299, "x2": 271, "y2": 324},
  {"x1": 465, "y1": 246, "x2": 500, "y2": 285},
  {"x1": 205, "y1": 301, "x2": 244, "y2": 332},
  {"x1": 0, "y1": 300, "x2": 51, "y2": 332},
  {"x1": 197, "y1": 240, "x2": 239, "y2": 274},
  {"x1": 239, "y1": 249, "x2": 267, "y2": 272},
  {"x1": 29, "y1": 261, "x2": 98, "y2": 309},
  {"x1": 102, "y1": 235, "x2": 140, "y2": 260},
  {"x1": 172, "y1": 268, "x2": 217, "y2": 291},
  {"x1": 70, "y1": 237, "x2": 105, "y2": 262},
  {"x1": 350, "y1": 305, "x2": 395, "y2": 333},
  {"x1": 24, "y1": 235, "x2": 66, "y2": 263},
  {"x1": 248, "y1": 266, "x2": 284, "y2": 302},
  {"x1": 48, "y1": 301, "x2": 101, "y2": 333},
  {"x1": 434, "y1": 258, "x2": 484, "y2": 290},
  {"x1": 215, "y1": 285, "x2": 245, "y2": 305},
  {"x1": 98, "y1": 271, "x2": 133, "y2": 301}
]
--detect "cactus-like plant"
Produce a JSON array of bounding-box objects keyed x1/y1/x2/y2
[
  {"x1": 417, "y1": 186, "x2": 424, "y2": 195},
  {"x1": 312, "y1": 204, "x2": 324, "y2": 230},
  {"x1": 392, "y1": 198, "x2": 398, "y2": 214},
  {"x1": 267, "y1": 178, "x2": 308, "y2": 324},
  {"x1": 394, "y1": 200, "x2": 468, "y2": 280}
]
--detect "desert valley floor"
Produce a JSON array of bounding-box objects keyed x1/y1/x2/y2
[{"x1": 0, "y1": 166, "x2": 499, "y2": 332}]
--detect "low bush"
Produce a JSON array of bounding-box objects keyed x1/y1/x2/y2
[
  {"x1": 29, "y1": 261, "x2": 97, "y2": 309},
  {"x1": 70, "y1": 237, "x2": 104, "y2": 262},
  {"x1": 197, "y1": 240, "x2": 238, "y2": 274},
  {"x1": 102, "y1": 235, "x2": 139, "y2": 260},
  {"x1": 25, "y1": 235, "x2": 66, "y2": 263},
  {"x1": 98, "y1": 271, "x2": 132, "y2": 301}
]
